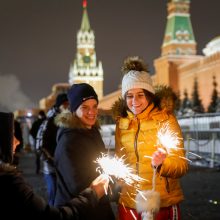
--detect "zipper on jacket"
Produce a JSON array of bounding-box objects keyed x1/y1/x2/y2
[
  {"x1": 134, "y1": 117, "x2": 140, "y2": 174},
  {"x1": 165, "y1": 177, "x2": 170, "y2": 193}
]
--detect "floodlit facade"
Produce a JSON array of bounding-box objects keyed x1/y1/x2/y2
[{"x1": 39, "y1": 0, "x2": 103, "y2": 110}]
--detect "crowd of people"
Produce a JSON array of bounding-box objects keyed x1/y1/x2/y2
[{"x1": 0, "y1": 56, "x2": 188, "y2": 220}]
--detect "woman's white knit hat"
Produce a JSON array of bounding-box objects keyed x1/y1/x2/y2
[{"x1": 121, "y1": 70, "x2": 155, "y2": 97}]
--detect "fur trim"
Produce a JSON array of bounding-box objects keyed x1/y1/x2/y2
[
  {"x1": 136, "y1": 190, "x2": 160, "y2": 214},
  {"x1": 111, "y1": 97, "x2": 128, "y2": 120},
  {"x1": 0, "y1": 162, "x2": 17, "y2": 172},
  {"x1": 54, "y1": 109, "x2": 100, "y2": 129},
  {"x1": 121, "y1": 56, "x2": 148, "y2": 74},
  {"x1": 154, "y1": 85, "x2": 178, "y2": 113},
  {"x1": 141, "y1": 211, "x2": 156, "y2": 220}
]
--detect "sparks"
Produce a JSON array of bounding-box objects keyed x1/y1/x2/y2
[
  {"x1": 95, "y1": 153, "x2": 145, "y2": 185},
  {"x1": 130, "y1": 210, "x2": 137, "y2": 220},
  {"x1": 157, "y1": 123, "x2": 182, "y2": 154},
  {"x1": 188, "y1": 151, "x2": 202, "y2": 158}
]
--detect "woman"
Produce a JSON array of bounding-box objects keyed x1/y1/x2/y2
[
  {"x1": 0, "y1": 111, "x2": 109, "y2": 219},
  {"x1": 54, "y1": 83, "x2": 115, "y2": 219},
  {"x1": 114, "y1": 56, "x2": 188, "y2": 220}
]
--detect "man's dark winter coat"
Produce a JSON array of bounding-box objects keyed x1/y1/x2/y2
[{"x1": 54, "y1": 111, "x2": 115, "y2": 220}]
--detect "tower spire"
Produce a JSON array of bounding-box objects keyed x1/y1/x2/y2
[
  {"x1": 81, "y1": 0, "x2": 90, "y2": 31},
  {"x1": 161, "y1": 0, "x2": 196, "y2": 56},
  {"x1": 68, "y1": 0, "x2": 104, "y2": 99}
]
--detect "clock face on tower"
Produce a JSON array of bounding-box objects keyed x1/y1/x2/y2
[{"x1": 83, "y1": 55, "x2": 91, "y2": 63}]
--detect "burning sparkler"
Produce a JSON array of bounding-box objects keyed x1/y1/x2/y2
[
  {"x1": 139, "y1": 123, "x2": 183, "y2": 220},
  {"x1": 95, "y1": 153, "x2": 145, "y2": 185},
  {"x1": 156, "y1": 123, "x2": 182, "y2": 154}
]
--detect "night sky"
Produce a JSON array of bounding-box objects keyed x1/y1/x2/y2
[{"x1": 0, "y1": 0, "x2": 220, "y2": 111}]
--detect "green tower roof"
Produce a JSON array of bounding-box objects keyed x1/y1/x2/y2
[
  {"x1": 162, "y1": 0, "x2": 196, "y2": 55},
  {"x1": 163, "y1": 15, "x2": 195, "y2": 45},
  {"x1": 80, "y1": 0, "x2": 90, "y2": 31}
]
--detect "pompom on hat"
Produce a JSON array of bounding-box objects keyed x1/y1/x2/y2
[
  {"x1": 121, "y1": 56, "x2": 155, "y2": 97},
  {"x1": 67, "y1": 83, "x2": 98, "y2": 112}
]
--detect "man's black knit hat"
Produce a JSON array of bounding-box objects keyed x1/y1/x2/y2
[{"x1": 67, "y1": 83, "x2": 98, "y2": 112}]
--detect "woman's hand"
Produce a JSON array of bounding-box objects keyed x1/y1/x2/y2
[
  {"x1": 90, "y1": 174, "x2": 109, "y2": 199},
  {"x1": 151, "y1": 150, "x2": 166, "y2": 167}
]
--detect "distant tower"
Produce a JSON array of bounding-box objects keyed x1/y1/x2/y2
[
  {"x1": 162, "y1": 0, "x2": 196, "y2": 56},
  {"x1": 154, "y1": 0, "x2": 199, "y2": 94},
  {"x1": 68, "y1": 0, "x2": 103, "y2": 99}
]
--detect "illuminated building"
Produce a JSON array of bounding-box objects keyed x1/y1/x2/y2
[
  {"x1": 39, "y1": 0, "x2": 103, "y2": 110},
  {"x1": 99, "y1": 0, "x2": 220, "y2": 111}
]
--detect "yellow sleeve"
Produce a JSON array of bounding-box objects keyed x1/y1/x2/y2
[{"x1": 159, "y1": 114, "x2": 189, "y2": 178}]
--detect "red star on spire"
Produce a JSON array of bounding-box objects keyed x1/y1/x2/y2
[{"x1": 83, "y1": 0, "x2": 87, "y2": 8}]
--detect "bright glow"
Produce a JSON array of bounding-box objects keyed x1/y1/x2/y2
[
  {"x1": 83, "y1": 0, "x2": 87, "y2": 8},
  {"x1": 157, "y1": 123, "x2": 182, "y2": 154},
  {"x1": 27, "y1": 112, "x2": 32, "y2": 117},
  {"x1": 95, "y1": 153, "x2": 145, "y2": 185}
]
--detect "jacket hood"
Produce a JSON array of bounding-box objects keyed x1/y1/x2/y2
[
  {"x1": 111, "y1": 97, "x2": 128, "y2": 120},
  {"x1": 54, "y1": 109, "x2": 100, "y2": 130},
  {"x1": 154, "y1": 85, "x2": 178, "y2": 113}
]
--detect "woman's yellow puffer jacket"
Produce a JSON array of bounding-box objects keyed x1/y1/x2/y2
[{"x1": 115, "y1": 103, "x2": 188, "y2": 208}]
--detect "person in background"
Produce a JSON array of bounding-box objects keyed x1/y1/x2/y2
[
  {"x1": 30, "y1": 110, "x2": 46, "y2": 174},
  {"x1": 0, "y1": 111, "x2": 110, "y2": 219},
  {"x1": 54, "y1": 83, "x2": 115, "y2": 220},
  {"x1": 113, "y1": 56, "x2": 188, "y2": 220},
  {"x1": 12, "y1": 118, "x2": 23, "y2": 166},
  {"x1": 36, "y1": 93, "x2": 69, "y2": 205}
]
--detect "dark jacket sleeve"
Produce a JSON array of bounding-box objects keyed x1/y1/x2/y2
[
  {"x1": 39, "y1": 188, "x2": 99, "y2": 220},
  {"x1": 42, "y1": 116, "x2": 58, "y2": 157},
  {"x1": 1, "y1": 170, "x2": 99, "y2": 220}
]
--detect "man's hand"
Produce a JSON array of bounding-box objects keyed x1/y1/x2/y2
[{"x1": 90, "y1": 174, "x2": 109, "y2": 199}]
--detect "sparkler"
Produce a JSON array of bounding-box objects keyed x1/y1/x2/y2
[
  {"x1": 157, "y1": 125, "x2": 206, "y2": 165},
  {"x1": 95, "y1": 153, "x2": 145, "y2": 185},
  {"x1": 139, "y1": 123, "x2": 183, "y2": 220},
  {"x1": 157, "y1": 123, "x2": 182, "y2": 154}
]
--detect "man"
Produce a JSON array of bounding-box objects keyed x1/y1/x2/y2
[
  {"x1": 30, "y1": 110, "x2": 46, "y2": 173},
  {"x1": 37, "y1": 93, "x2": 68, "y2": 205}
]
